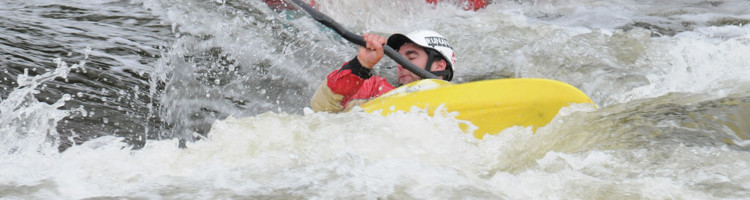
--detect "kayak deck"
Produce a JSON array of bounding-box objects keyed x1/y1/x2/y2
[{"x1": 360, "y1": 78, "x2": 595, "y2": 139}]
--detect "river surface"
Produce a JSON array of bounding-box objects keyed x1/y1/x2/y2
[{"x1": 1, "y1": 0, "x2": 749, "y2": 199}]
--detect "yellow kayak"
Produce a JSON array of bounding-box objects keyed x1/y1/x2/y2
[{"x1": 360, "y1": 78, "x2": 596, "y2": 139}]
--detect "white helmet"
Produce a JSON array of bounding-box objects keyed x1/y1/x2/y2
[{"x1": 387, "y1": 30, "x2": 456, "y2": 81}]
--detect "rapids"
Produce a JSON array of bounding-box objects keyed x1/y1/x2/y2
[{"x1": 1, "y1": 0, "x2": 749, "y2": 199}]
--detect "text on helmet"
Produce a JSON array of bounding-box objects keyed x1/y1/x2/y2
[{"x1": 424, "y1": 37, "x2": 453, "y2": 50}]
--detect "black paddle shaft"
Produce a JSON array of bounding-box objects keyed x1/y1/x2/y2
[{"x1": 284, "y1": 0, "x2": 438, "y2": 79}]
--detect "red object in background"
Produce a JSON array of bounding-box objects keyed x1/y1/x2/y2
[
  {"x1": 426, "y1": 0, "x2": 488, "y2": 11},
  {"x1": 263, "y1": 0, "x2": 316, "y2": 10}
]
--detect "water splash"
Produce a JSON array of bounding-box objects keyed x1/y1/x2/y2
[{"x1": 1, "y1": 56, "x2": 87, "y2": 156}]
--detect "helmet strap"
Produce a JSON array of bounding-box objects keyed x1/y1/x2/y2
[
  {"x1": 423, "y1": 48, "x2": 453, "y2": 81},
  {"x1": 424, "y1": 48, "x2": 437, "y2": 72}
]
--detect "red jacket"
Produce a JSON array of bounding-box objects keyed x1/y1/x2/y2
[{"x1": 311, "y1": 57, "x2": 395, "y2": 112}]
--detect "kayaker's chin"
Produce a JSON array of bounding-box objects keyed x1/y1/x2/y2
[{"x1": 399, "y1": 75, "x2": 418, "y2": 85}]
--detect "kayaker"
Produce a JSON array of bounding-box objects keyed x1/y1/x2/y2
[{"x1": 310, "y1": 30, "x2": 456, "y2": 112}]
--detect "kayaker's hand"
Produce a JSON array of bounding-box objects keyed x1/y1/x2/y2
[{"x1": 357, "y1": 33, "x2": 386, "y2": 69}]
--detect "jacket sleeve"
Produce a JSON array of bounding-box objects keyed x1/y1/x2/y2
[
  {"x1": 310, "y1": 79, "x2": 344, "y2": 112},
  {"x1": 310, "y1": 57, "x2": 372, "y2": 112}
]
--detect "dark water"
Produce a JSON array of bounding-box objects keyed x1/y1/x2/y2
[
  {"x1": 1, "y1": 0, "x2": 174, "y2": 150},
  {"x1": 1, "y1": 0, "x2": 342, "y2": 150}
]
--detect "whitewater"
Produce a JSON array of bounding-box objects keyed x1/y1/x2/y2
[{"x1": 1, "y1": 0, "x2": 749, "y2": 199}]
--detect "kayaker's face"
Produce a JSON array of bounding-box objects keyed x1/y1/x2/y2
[{"x1": 396, "y1": 43, "x2": 445, "y2": 85}]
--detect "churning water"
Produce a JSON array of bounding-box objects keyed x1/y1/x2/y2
[{"x1": 1, "y1": 0, "x2": 749, "y2": 199}]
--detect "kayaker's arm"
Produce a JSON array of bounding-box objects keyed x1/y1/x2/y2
[
  {"x1": 310, "y1": 57, "x2": 369, "y2": 112},
  {"x1": 310, "y1": 78, "x2": 344, "y2": 112},
  {"x1": 310, "y1": 33, "x2": 395, "y2": 112},
  {"x1": 310, "y1": 57, "x2": 395, "y2": 112}
]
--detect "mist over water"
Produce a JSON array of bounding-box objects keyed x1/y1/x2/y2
[{"x1": 1, "y1": 0, "x2": 749, "y2": 199}]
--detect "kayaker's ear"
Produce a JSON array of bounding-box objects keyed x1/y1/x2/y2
[{"x1": 432, "y1": 59, "x2": 447, "y2": 71}]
